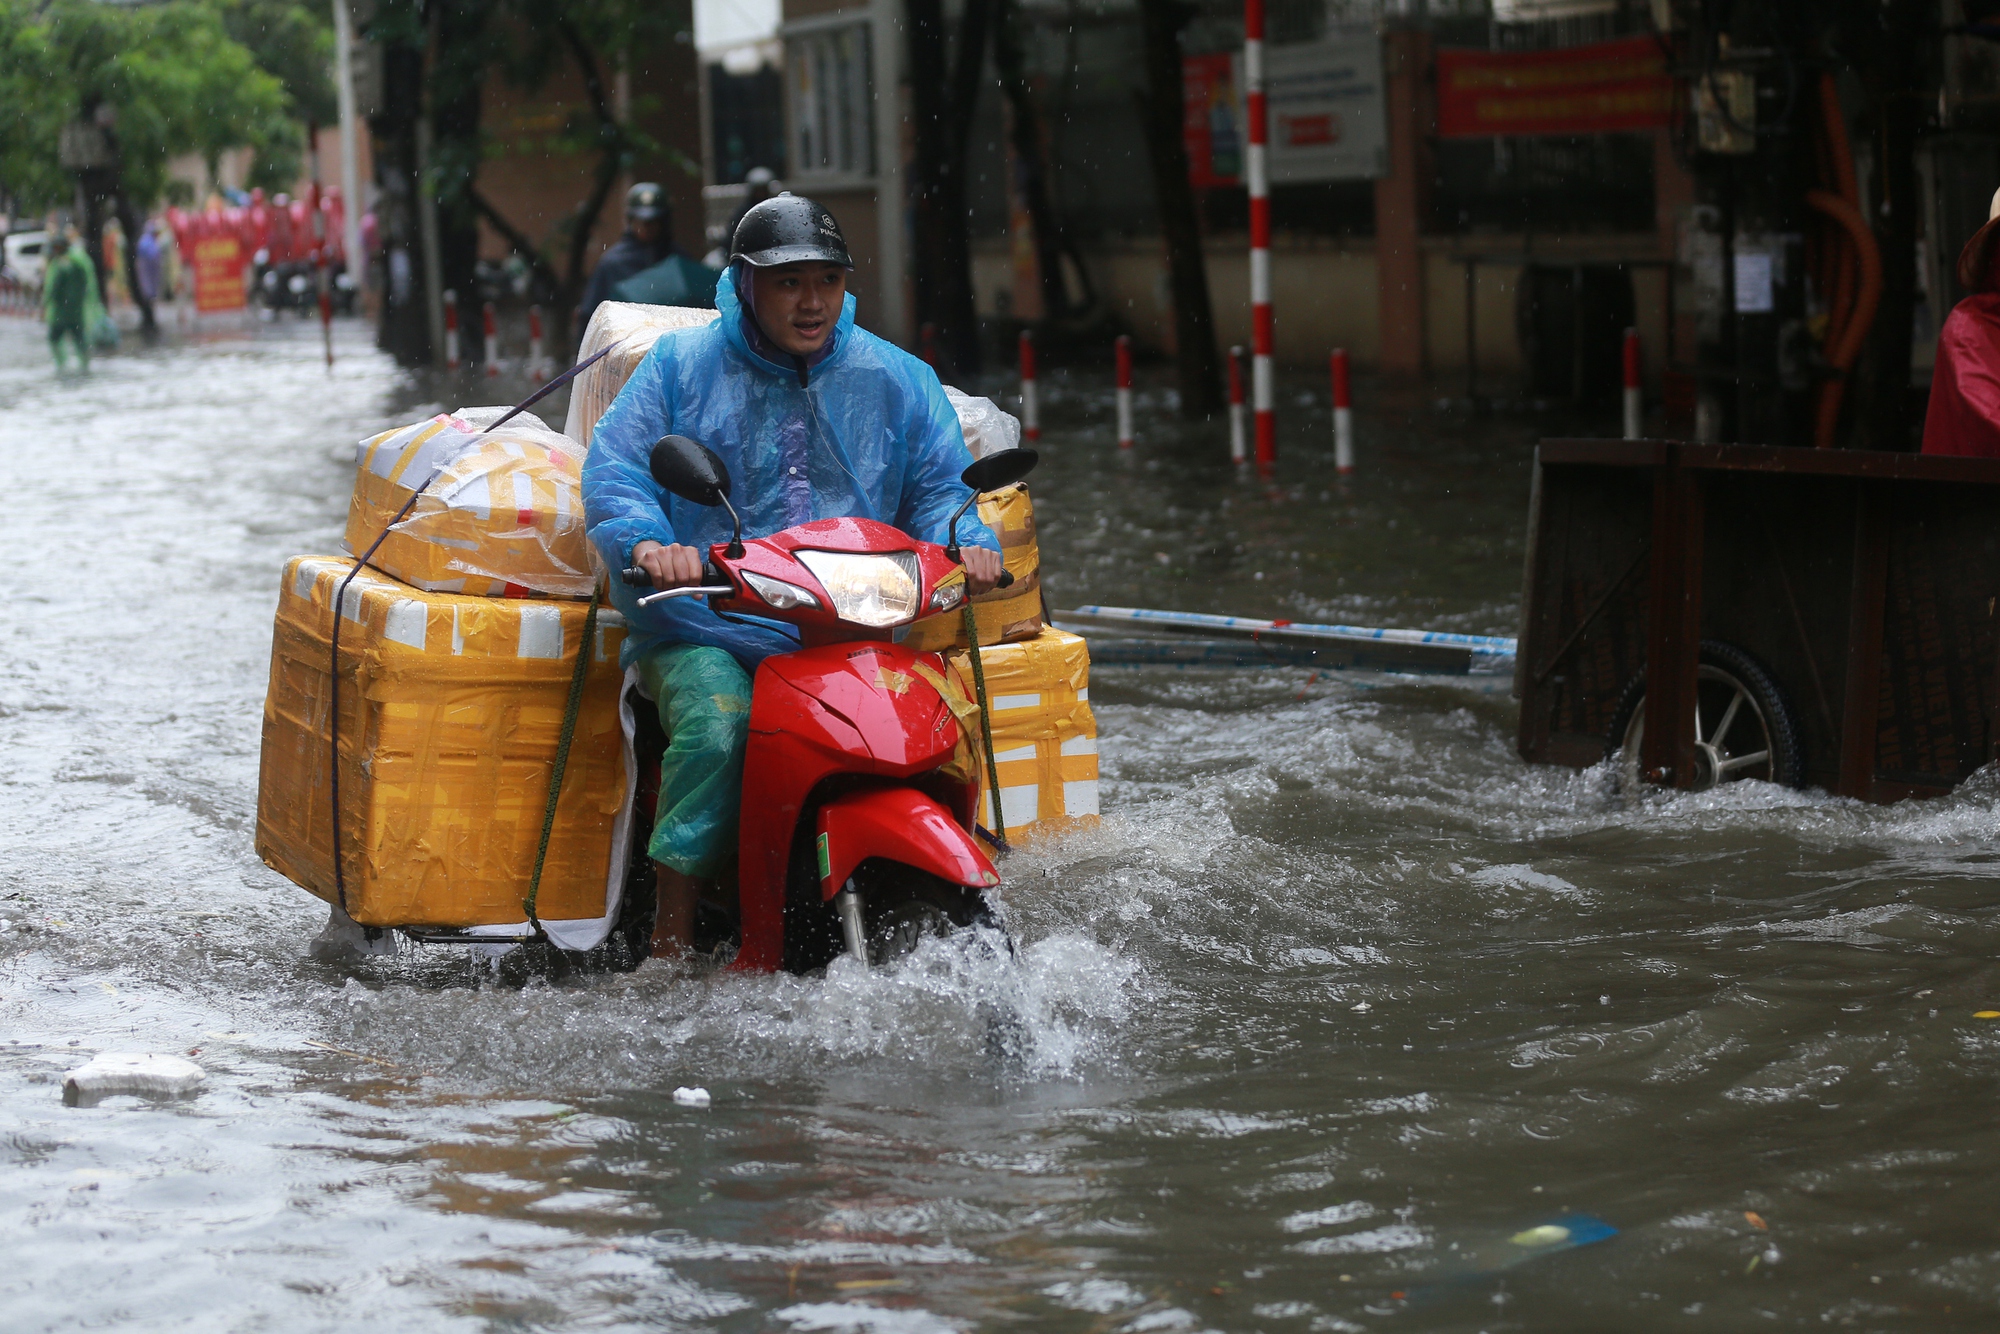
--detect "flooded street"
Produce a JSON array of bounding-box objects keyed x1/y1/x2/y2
[{"x1": 7, "y1": 317, "x2": 2000, "y2": 1332}]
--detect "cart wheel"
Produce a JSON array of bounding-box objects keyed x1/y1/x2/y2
[{"x1": 1606, "y1": 640, "x2": 1804, "y2": 791}]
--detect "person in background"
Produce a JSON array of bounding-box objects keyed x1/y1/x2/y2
[
  {"x1": 575, "y1": 182, "x2": 675, "y2": 338},
  {"x1": 43, "y1": 235, "x2": 92, "y2": 371},
  {"x1": 1925, "y1": 186, "x2": 2000, "y2": 456},
  {"x1": 135, "y1": 220, "x2": 163, "y2": 305}
]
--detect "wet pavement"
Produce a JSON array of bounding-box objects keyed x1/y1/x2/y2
[{"x1": 4, "y1": 316, "x2": 2000, "y2": 1331}]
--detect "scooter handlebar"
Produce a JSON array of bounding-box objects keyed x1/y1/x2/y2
[{"x1": 620, "y1": 561, "x2": 725, "y2": 587}]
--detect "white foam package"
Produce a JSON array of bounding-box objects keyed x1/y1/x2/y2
[{"x1": 563, "y1": 301, "x2": 717, "y2": 448}]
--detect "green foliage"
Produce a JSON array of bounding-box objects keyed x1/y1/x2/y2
[
  {"x1": 0, "y1": 0, "x2": 294, "y2": 211},
  {"x1": 211, "y1": 0, "x2": 337, "y2": 129}
]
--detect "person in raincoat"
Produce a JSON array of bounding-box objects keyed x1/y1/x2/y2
[
  {"x1": 575, "y1": 182, "x2": 675, "y2": 337},
  {"x1": 43, "y1": 235, "x2": 92, "y2": 371},
  {"x1": 1925, "y1": 186, "x2": 2000, "y2": 456},
  {"x1": 582, "y1": 194, "x2": 1005, "y2": 959}
]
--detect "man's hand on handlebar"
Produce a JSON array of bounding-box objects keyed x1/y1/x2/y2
[
  {"x1": 962, "y1": 546, "x2": 1004, "y2": 596},
  {"x1": 632, "y1": 540, "x2": 705, "y2": 591}
]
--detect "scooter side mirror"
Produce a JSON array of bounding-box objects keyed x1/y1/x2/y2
[
  {"x1": 649, "y1": 434, "x2": 732, "y2": 506},
  {"x1": 946, "y1": 448, "x2": 1039, "y2": 563},
  {"x1": 960, "y1": 447, "x2": 1038, "y2": 495},
  {"x1": 649, "y1": 434, "x2": 745, "y2": 558}
]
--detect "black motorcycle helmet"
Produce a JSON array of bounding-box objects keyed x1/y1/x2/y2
[
  {"x1": 730, "y1": 193, "x2": 853, "y2": 269},
  {"x1": 625, "y1": 181, "x2": 666, "y2": 222}
]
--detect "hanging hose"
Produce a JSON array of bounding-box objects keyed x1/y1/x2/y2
[
  {"x1": 1808, "y1": 73, "x2": 1878, "y2": 450},
  {"x1": 1807, "y1": 188, "x2": 1884, "y2": 449}
]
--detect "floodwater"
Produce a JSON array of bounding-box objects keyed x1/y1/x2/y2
[{"x1": 4, "y1": 317, "x2": 2000, "y2": 1332}]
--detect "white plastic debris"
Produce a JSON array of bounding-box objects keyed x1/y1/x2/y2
[
  {"x1": 672, "y1": 1086, "x2": 712, "y2": 1108},
  {"x1": 63, "y1": 1053, "x2": 205, "y2": 1107}
]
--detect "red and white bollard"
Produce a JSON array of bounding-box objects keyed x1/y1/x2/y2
[
  {"x1": 919, "y1": 321, "x2": 939, "y2": 371},
  {"x1": 443, "y1": 289, "x2": 460, "y2": 371},
  {"x1": 1018, "y1": 329, "x2": 1039, "y2": 441},
  {"x1": 1228, "y1": 344, "x2": 1247, "y2": 465},
  {"x1": 1246, "y1": 0, "x2": 1275, "y2": 472},
  {"x1": 1622, "y1": 326, "x2": 1642, "y2": 440},
  {"x1": 1115, "y1": 334, "x2": 1134, "y2": 450},
  {"x1": 483, "y1": 300, "x2": 500, "y2": 377},
  {"x1": 1331, "y1": 347, "x2": 1354, "y2": 475},
  {"x1": 528, "y1": 305, "x2": 547, "y2": 383}
]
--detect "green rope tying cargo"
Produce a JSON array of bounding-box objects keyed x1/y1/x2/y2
[
  {"x1": 524, "y1": 586, "x2": 601, "y2": 937},
  {"x1": 962, "y1": 601, "x2": 1008, "y2": 851}
]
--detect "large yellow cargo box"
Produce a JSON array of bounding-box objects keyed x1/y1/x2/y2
[
  {"x1": 947, "y1": 629, "x2": 1099, "y2": 840},
  {"x1": 256, "y1": 556, "x2": 630, "y2": 930}
]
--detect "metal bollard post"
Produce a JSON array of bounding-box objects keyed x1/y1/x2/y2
[
  {"x1": 1115, "y1": 334, "x2": 1134, "y2": 449},
  {"x1": 483, "y1": 301, "x2": 500, "y2": 377},
  {"x1": 443, "y1": 289, "x2": 460, "y2": 371},
  {"x1": 1622, "y1": 327, "x2": 1642, "y2": 440},
  {"x1": 528, "y1": 305, "x2": 546, "y2": 383},
  {"x1": 1019, "y1": 329, "x2": 1039, "y2": 441},
  {"x1": 1331, "y1": 347, "x2": 1354, "y2": 475},
  {"x1": 1228, "y1": 345, "x2": 1247, "y2": 465}
]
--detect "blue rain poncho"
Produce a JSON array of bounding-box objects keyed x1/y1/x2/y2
[{"x1": 583, "y1": 269, "x2": 999, "y2": 673}]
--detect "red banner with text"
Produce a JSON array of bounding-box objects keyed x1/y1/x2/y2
[{"x1": 1435, "y1": 36, "x2": 1672, "y2": 139}]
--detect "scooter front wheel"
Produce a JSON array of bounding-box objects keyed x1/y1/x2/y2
[{"x1": 857, "y1": 866, "x2": 1005, "y2": 967}]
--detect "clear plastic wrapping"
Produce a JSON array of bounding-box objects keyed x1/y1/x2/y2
[{"x1": 344, "y1": 411, "x2": 593, "y2": 598}]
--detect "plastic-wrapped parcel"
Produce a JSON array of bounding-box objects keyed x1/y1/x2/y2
[
  {"x1": 344, "y1": 409, "x2": 593, "y2": 598},
  {"x1": 563, "y1": 300, "x2": 716, "y2": 448}
]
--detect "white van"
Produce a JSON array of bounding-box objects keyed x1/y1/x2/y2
[{"x1": 4, "y1": 230, "x2": 49, "y2": 287}]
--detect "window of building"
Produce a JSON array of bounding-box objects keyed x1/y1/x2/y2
[{"x1": 789, "y1": 25, "x2": 874, "y2": 179}]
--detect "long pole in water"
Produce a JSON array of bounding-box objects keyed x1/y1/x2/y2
[
  {"x1": 1246, "y1": 0, "x2": 1275, "y2": 472},
  {"x1": 1331, "y1": 347, "x2": 1353, "y2": 474},
  {"x1": 1019, "y1": 330, "x2": 1039, "y2": 441},
  {"x1": 1115, "y1": 334, "x2": 1135, "y2": 449},
  {"x1": 1228, "y1": 344, "x2": 1247, "y2": 464},
  {"x1": 331, "y1": 0, "x2": 365, "y2": 301},
  {"x1": 1622, "y1": 327, "x2": 1642, "y2": 440}
]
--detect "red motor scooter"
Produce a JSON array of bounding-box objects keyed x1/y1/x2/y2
[{"x1": 619, "y1": 435, "x2": 1037, "y2": 973}]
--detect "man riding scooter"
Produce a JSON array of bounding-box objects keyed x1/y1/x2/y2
[{"x1": 581, "y1": 195, "x2": 1005, "y2": 960}]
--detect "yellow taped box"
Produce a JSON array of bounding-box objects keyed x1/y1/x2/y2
[
  {"x1": 947, "y1": 628, "x2": 1099, "y2": 840},
  {"x1": 902, "y1": 483, "x2": 1043, "y2": 651},
  {"x1": 256, "y1": 556, "x2": 629, "y2": 929},
  {"x1": 346, "y1": 413, "x2": 594, "y2": 599}
]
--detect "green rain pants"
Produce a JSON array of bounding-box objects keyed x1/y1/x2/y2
[
  {"x1": 635, "y1": 643, "x2": 752, "y2": 879},
  {"x1": 48, "y1": 321, "x2": 88, "y2": 370}
]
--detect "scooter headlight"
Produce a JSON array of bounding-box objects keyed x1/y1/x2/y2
[
  {"x1": 794, "y1": 550, "x2": 922, "y2": 627},
  {"x1": 740, "y1": 568, "x2": 820, "y2": 611}
]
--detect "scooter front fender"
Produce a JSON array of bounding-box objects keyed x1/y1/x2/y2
[{"x1": 815, "y1": 787, "x2": 1000, "y2": 900}]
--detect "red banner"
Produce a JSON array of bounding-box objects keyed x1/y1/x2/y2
[
  {"x1": 1183, "y1": 53, "x2": 1241, "y2": 188},
  {"x1": 191, "y1": 231, "x2": 247, "y2": 313},
  {"x1": 1435, "y1": 36, "x2": 1671, "y2": 139}
]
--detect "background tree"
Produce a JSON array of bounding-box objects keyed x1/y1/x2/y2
[
  {"x1": 365, "y1": 0, "x2": 698, "y2": 364},
  {"x1": 1136, "y1": 0, "x2": 1221, "y2": 418},
  {"x1": 908, "y1": 0, "x2": 993, "y2": 377},
  {"x1": 3, "y1": 0, "x2": 291, "y2": 335}
]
